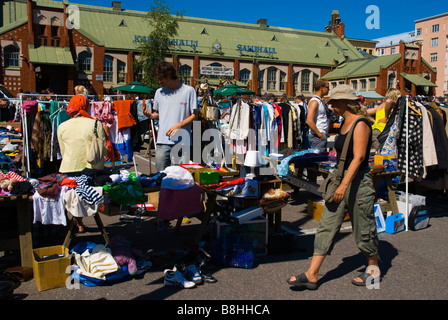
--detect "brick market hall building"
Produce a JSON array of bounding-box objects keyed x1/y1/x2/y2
[{"x1": 0, "y1": 0, "x2": 437, "y2": 98}]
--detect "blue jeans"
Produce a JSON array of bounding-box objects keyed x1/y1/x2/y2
[
  {"x1": 155, "y1": 144, "x2": 190, "y2": 172},
  {"x1": 308, "y1": 132, "x2": 327, "y2": 152}
]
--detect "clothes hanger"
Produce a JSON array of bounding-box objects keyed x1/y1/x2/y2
[{"x1": 408, "y1": 101, "x2": 422, "y2": 116}]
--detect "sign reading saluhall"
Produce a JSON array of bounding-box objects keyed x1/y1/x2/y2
[{"x1": 236, "y1": 44, "x2": 277, "y2": 54}]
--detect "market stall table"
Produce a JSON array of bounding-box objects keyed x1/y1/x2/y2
[
  {"x1": 0, "y1": 194, "x2": 33, "y2": 268},
  {"x1": 265, "y1": 156, "x2": 402, "y2": 215}
]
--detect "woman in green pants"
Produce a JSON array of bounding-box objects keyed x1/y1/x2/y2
[{"x1": 287, "y1": 85, "x2": 380, "y2": 290}]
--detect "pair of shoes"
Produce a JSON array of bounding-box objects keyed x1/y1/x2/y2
[
  {"x1": 184, "y1": 264, "x2": 202, "y2": 284},
  {"x1": 286, "y1": 273, "x2": 318, "y2": 290},
  {"x1": 351, "y1": 272, "x2": 382, "y2": 287},
  {"x1": 164, "y1": 268, "x2": 196, "y2": 289}
]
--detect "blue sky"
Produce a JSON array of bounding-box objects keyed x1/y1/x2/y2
[{"x1": 68, "y1": 0, "x2": 448, "y2": 40}]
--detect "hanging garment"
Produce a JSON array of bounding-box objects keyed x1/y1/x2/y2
[
  {"x1": 415, "y1": 102, "x2": 438, "y2": 175},
  {"x1": 30, "y1": 111, "x2": 52, "y2": 163},
  {"x1": 33, "y1": 186, "x2": 68, "y2": 226},
  {"x1": 227, "y1": 100, "x2": 250, "y2": 140},
  {"x1": 424, "y1": 103, "x2": 448, "y2": 171},
  {"x1": 64, "y1": 187, "x2": 103, "y2": 218},
  {"x1": 396, "y1": 110, "x2": 424, "y2": 180},
  {"x1": 109, "y1": 114, "x2": 134, "y2": 162},
  {"x1": 158, "y1": 183, "x2": 202, "y2": 221},
  {"x1": 112, "y1": 100, "x2": 136, "y2": 131}
]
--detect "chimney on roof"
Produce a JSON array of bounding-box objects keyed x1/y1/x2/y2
[
  {"x1": 325, "y1": 9, "x2": 345, "y2": 38},
  {"x1": 112, "y1": 1, "x2": 122, "y2": 11},
  {"x1": 257, "y1": 19, "x2": 267, "y2": 27}
]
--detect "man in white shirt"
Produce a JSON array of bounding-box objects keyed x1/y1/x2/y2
[
  {"x1": 143, "y1": 61, "x2": 198, "y2": 171},
  {"x1": 306, "y1": 80, "x2": 331, "y2": 152}
]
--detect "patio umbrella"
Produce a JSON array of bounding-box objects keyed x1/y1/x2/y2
[
  {"x1": 111, "y1": 82, "x2": 155, "y2": 95},
  {"x1": 214, "y1": 84, "x2": 255, "y2": 96}
]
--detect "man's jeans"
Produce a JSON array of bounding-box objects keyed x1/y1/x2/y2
[{"x1": 155, "y1": 144, "x2": 190, "y2": 172}]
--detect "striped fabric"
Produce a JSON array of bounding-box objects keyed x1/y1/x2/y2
[{"x1": 74, "y1": 175, "x2": 103, "y2": 205}]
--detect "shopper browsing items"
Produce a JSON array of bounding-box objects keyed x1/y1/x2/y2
[
  {"x1": 306, "y1": 79, "x2": 331, "y2": 152},
  {"x1": 143, "y1": 61, "x2": 198, "y2": 171},
  {"x1": 287, "y1": 84, "x2": 380, "y2": 290},
  {"x1": 57, "y1": 91, "x2": 108, "y2": 233},
  {"x1": 367, "y1": 88, "x2": 400, "y2": 153}
]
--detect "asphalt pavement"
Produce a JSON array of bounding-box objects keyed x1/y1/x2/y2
[{"x1": 2, "y1": 147, "x2": 448, "y2": 309}]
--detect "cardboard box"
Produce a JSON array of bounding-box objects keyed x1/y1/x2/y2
[
  {"x1": 307, "y1": 200, "x2": 350, "y2": 221},
  {"x1": 193, "y1": 168, "x2": 220, "y2": 185},
  {"x1": 212, "y1": 216, "x2": 268, "y2": 255},
  {"x1": 33, "y1": 245, "x2": 71, "y2": 291},
  {"x1": 374, "y1": 154, "x2": 397, "y2": 171}
]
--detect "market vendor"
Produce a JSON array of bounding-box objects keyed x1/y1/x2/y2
[{"x1": 142, "y1": 61, "x2": 198, "y2": 172}]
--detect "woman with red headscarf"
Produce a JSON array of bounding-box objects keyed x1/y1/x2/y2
[{"x1": 57, "y1": 88, "x2": 108, "y2": 232}]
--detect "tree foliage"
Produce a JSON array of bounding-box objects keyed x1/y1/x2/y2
[{"x1": 136, "y1": 0, "x2": 183, "y2": 89}]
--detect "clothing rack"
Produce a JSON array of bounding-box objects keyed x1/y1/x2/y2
[
  {"x1": 19, "y1": 94, "x2": 126, "y2": 177},
  {"x1": 401, "y1": 94, "x2": 448, "y2": 231}
]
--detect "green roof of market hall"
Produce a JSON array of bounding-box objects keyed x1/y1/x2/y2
[{"x1": 1, "y1": 0, "x2": 364, "y2": 67}]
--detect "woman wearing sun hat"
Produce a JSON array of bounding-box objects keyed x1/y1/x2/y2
[{"x1": 287, "y1": 84, "x2": 380, "y2": 290}]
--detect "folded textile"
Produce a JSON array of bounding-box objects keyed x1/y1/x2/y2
[
  {"x1": 73, "y1": 244, "x2": 119, "y2": 280},
  {"x1": 64, "y1": 187, "x2": 103, "y2": 218}
]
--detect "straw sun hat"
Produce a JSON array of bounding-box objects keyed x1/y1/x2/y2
[{"x1": 328, "y1": 84, "x2": 359, "y2": 104}]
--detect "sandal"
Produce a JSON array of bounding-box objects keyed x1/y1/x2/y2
[
  {"x1": 352, "y1": 272, "x2": 382, "y2": 287},
  {"x1": 286, "y1": 273, "x2": 318, "y2": 290}
]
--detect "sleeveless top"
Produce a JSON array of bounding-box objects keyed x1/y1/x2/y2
[
  {"x1": 371, "y1": 105, "x2": 386, "y2": 132},
  {"x1": 334, "y1": 117, "x2": 372, "y2": 170},
  {"x1": 309, "y1": 96, "x2": 330, "y2": 135}
]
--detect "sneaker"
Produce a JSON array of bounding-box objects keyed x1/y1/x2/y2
[
  {"x1": 184, "y1": 264, "x2": 202, "y2": 284},
  {"x1": 164, "y1": 269, "x2": 195, "y2": 289}
]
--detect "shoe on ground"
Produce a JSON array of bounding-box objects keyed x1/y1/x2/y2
[
  {"x1": 164, "y1": 268, "x2": 195, "y2": 289},
  {"x1": 184, "y1": 264, "x2": 203, "y2": 284}
]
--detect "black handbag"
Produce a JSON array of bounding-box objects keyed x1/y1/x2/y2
[{"x1": 318, "y1": 117, "x2": 367, "y2": 203}]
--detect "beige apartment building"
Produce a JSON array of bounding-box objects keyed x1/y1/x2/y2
[{"x1": 415, "y1": 12, "x2": 448, "y2": 96}]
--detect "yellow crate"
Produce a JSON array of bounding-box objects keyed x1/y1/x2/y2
[
  {"x1": 307, "y1": 200, "x2": 350, "y2": 221},
  {"x1": 33, "y1": 245, "x2": 71, "y2": 291}
]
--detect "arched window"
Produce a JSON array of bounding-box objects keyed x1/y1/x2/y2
[
  {"x1": 103, "y1": 55, "x2": 114, "y2": 82},
  {"x1": 258, "y1": 70, "x2": 265, "y2": 91},
  {"x1": 388, "y1": 72, "x2": 396, "y2": 89},
  {"x1": 293, "y1": 72, "x2": 300, "y2": 95},
  {"x1": 4, "y1": 45, "x2": 20, "y2": 68},
  {"x1": 239, "y1": 69, "x2": 250, "y2": 84},
  {"x1": 134, "y1": 67, "x2": 143, "y2": 83},
  {"x1": 280, "y1": 71, "x2": 286, "y2": 91},
  {"x1": 267, "y1": 67, "x2": 277, "y2": 90},
  {"x1": 78, "y1": 51, "x2": 92, "y2": 72},
  {"x1": 301, "y1": 69, "x2": 311, "y2": 92},
  {"x1": 117, "y1": 59, "x2": 126, "y2": 83},
  {"x1": 178, "y1": 65, "x2": 192, "y2": 85}
]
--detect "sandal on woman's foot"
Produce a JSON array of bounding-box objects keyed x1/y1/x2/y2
[
  {"x1": 286, "y1": 273, "x2": 318, "y2": 290},
  {"x1": 352, "y1": 272, "x2": 382, "y2": 287}
]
